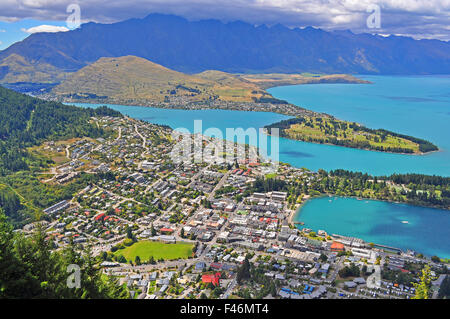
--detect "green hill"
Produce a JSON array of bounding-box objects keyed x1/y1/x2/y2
[
  {"x1": 265, "y1": 117, "x2": 439, "y2": 154},
  {"x1": 50, "y1": 56, "x2": 269, "y2": 105}
]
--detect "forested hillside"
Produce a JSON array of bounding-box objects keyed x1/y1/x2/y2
[
  {"x1": 0, "y1": 86, "x2": 121, "y2": 226},
  {"x1": 0, "y1": 86, "x2": 121, "y2": 174},
  {"x1": 0, "y1": 210, "x2": 129, "y2": 298}
]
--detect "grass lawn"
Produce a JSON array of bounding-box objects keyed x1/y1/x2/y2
[{"x1": 114, "y1": 240, "x2": 194, "y2": 261}]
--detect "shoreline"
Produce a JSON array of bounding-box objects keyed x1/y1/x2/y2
[
  {"x1": 291, "y1": 194, "x2": 450, "y2": 222},
  {"x1": 289, "y1": 193, "x2": 450, "y2": 228},
  {"x1": 274, "y1": 133, "x2": 440, "y2": 156},
  {"x1": 52, "y1": 73, "x2": 440, "y2": 157},
  {"x1": 68, "y1": 99, "x2": 440, "y2": 157},
  {"x1": 289, "y1": 195, "x2": 450, "y2": 259},
  {"x1": 47, "y1": 101, "x2": 450, "y2": 259},
  {"x1": 288, "y1": 194, "x2": 327, "y2": 226}
]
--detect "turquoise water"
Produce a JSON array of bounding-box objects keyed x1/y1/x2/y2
[
  {"x1": 295, "y1": 197, "x2": 450, "y2": 258},
  {"x1": 71, "y1": 76, "x2": 450, "y2": 258},
  {"x1": 79, "y1": 104, "x2": 291, "y2": 135},
  {"x1": 269, "y1": 75, "x2": 450, "y2": 176},
  {"x1": 75, "y1": 75, "x2": 450, "y2": 176},
  {"x1": 73, "y1": 103, "x2": 291, "y2": 148}
]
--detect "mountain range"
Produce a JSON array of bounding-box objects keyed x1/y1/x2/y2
[{"x1": 0, "y1": 13, "x2": 449, "y2": 86}]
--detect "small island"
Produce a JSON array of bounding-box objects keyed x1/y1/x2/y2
[{"x1": 265, "y1": 116, "x2": 438, "y2": 154}]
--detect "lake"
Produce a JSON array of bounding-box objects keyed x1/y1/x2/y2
[
  {"x1": 70, "y1": 75, "x2": 450, "y2": 258},
  {"x1": 269, "y1": 75, "x2": 450, "y2": 176},
  {"x1": 294, "y1": 196, "x2": 450, "y2": 259},
  {"x1": 74, "y1": 75, "x2": 450, "y2": 176}
]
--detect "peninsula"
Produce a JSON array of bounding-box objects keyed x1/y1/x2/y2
[
  {"x1": 33, "y1": 56, "x2": 437, "y2": 154},
  {"x1": 265, "y1": 117, "x2": 439, "y2": 154}
]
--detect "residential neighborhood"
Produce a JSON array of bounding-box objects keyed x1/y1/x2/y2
[{"x1": 19, "y1": 115, "x2": 449, "y2": 300}]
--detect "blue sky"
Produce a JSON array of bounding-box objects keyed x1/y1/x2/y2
[
  {"x1": 0, "y1": 20, "x2": 70, "y2": 50},
  {"x1": 0, "y1": 0, "x2": 449, "y2": 51}
]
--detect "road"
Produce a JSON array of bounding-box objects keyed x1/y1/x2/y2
[{"x1": 207, "y1": 170, "x2": 231, "y2": 201}]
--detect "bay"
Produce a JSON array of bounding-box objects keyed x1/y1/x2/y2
[
  {"x1": 294, "y1": 196, "x2": 450, "y2": 259},
  {"x1": 269, "y1": 75, "x2": 450, "y2": 176},
  {"x1": 73, "y1": 76, "x2": 450, "y2": 176},
  {"x1": 70, "y1": 75, "x2": 450, "y2": 258}
]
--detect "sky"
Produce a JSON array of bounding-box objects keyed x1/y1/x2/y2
[{"x1": 0, "y1": 0, "x2": 449, "y2": 50}]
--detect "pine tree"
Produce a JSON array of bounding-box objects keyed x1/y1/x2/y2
[{"x1": 0, "y1": 210, "x2": 129, "y2": 299}]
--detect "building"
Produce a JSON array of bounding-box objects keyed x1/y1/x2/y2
[
  {"x1": 272, "y1": 191, "x2": 287, "y2": 202},
  {"x1": 330, "y1": 242, "x2": 345, "y2": 252},
  {"x1": 202, "y1": 272, "x2": 221, "y2": 286},
  {"x1": 217, "y1": 231, "x2": 230, "y2": 243},
  {"x1": 352, "y1": 247, "x2": 376, "y2": 259},
  {"x1": 158, "y1": 235, "x2": 176, "y2": 243},
  {"x1": 253, "y1": 192, "x2": 266, "y2": 199},
  {"x1": 318, "y1": 263, "x2": 330, "y2": 274},
  {"x1": 43, "y1": 200, "x2": 70, "y2": 215},
  {"x1": 195, "y1": 262, "x2": 206, "y2": 271},
  {"x1": 160, "y1": 228, "x2": 174, "y2": 235}
]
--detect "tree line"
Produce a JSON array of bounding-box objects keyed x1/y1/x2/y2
[{"x1": 0, "y1": 210, "x2": 129, "y2": 298}]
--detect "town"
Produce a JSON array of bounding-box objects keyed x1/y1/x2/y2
[{"x1": 21, "y1": 115, "x2": 449, "y2": 300}]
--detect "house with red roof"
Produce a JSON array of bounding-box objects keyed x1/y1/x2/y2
[
  {"x1": 330, "y1": 242, "x2": 345, "y2": 252},
  {"x1": 95, "y1": 213, "x2": 105, "y2": 221},
  {"x1": 160, "y1": 228, "x2": 174, "y2": 234},
  {"x1": 202, "y1": 272, "x2": 221, "y2": 286}
]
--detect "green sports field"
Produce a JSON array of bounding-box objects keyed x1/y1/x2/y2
[{"x1": 114, "y1": 240, "x2": 194, "y2": 261}]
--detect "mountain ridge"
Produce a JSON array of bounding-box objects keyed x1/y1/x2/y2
[{"x1": 0, "y1": 13, "x2": 449, "y2": 84}]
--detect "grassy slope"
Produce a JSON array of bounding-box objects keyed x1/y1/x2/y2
[
  {"x1": 195, "y1": 70, "x2": 270, "y2": 101},
  {"x1": 51, "y1": 56, "x2": 266, "y2": 103},
  {"x1": 288, "y1": 118, "x2": 418, "y2": 152},
  {"x1": 114, "y1": 240, "x2": 194, "y2": 261},
  {"x1": 0, "y1": 54, "x2": 70, "y2": 84}
]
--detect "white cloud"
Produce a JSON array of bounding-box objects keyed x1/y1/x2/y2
[{"x1": 21, "y1": 24, "x2": 69, "y2": 34}]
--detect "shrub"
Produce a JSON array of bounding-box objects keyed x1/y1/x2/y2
[{"x1": 123, "y1": 238, "x2": 134, "y2": 246}]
